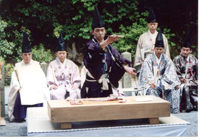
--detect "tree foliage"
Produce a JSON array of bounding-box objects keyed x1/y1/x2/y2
[
  {"x1": 0, "y1": 0, "x2": 198, "y2": 77},
  {"x1": 0, "y1": 18, "x2": 15, "y2": 60}
]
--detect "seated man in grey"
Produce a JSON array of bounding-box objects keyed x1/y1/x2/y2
[{"x1": 138, "y1": 29, "x2": 180, "y2": 114}]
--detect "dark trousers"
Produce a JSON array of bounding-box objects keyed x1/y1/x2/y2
[{"x1": 13, "y1": 92, "x2": 43, "y2": 121}]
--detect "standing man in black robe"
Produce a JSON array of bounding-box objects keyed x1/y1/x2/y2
[{"x1": 81, "y1": 7, "x2": 136, "y2": 98}]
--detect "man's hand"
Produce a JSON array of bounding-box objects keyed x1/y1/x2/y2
[
  {"x1": 71, "y1": 84, "x2": 78, "y2": 90},
  {"x1": 51, "y1": 85, "x2": 58, "y2": 90},
  {"x1": 18, "y1": 88, "x2": 22, "y2": 92},
  {"x1": 123, "y1": 65, "x2": 136, "y2": 76},
  {"x1": 150, "y1": 83, "x2": 156, "y2": 89},
  {"x1": 101, "y1": 34, "x2": 121, "y2": 49},
  {"x1": 175, "y1": 85, "x2": 179, "y2": 90},
  {"x1": 107, "y1": 34, "x2": 119, "y2": 44},
  {"x1": 180, "y1": 78, "x2": 186, "y2": 84}
]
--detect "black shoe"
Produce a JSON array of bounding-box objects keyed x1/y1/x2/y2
[
  {"x1": 193, "y1": 105, "x2": 198, "y2": 111},
  {"x1": 185, "y1": 109, "x2": 192, "y2": 113},
  {"x1": 15, "y1": 118, "x2": 25, "y2": 122},
  {"x1": 185, "y1": 107, "x2": 193, "y2": 112},
  {"x1": 185, "y1": 104, "x2": 193, "y2": 112}
]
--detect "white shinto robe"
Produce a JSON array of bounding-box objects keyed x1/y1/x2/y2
[
  {"x1": 8, "y1": 60, "x2": 50, "y2": 121},
  {"x1": 46, "y1": 58, "x2": 81, "y2": 100}
]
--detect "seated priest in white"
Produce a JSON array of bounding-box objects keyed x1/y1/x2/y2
[
  {"x1": 46, "y1": 33, "x2": 81, "y2": 100},
  {"x1": 8, "y1": 32, "x2": 50, "y2": 122},
  {"x1": 138, "y1": 29, "x2": 181, "y2": 114}
]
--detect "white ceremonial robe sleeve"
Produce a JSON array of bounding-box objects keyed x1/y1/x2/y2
[
  {"x1": 46, "y1": 64, "x2": 58, "y2": 89},
  {"x1": 7, "y1": 71, "x2": 20, "y2": 121},
  {"x1": 163, "y1": 35, "x2": 170, "y2": 58},
  {"x1": 71, "y1": 64, "x2": 81, "y2": 87},
  {"x1": 138, "y1": 60, "x2": 155, "y2": 95},
  {"x1": 19, "y1": 66, "x2": 49, "y2": 105},
  {"x1": 134, "y1": 35, "x2": 144, "y2": 69}
]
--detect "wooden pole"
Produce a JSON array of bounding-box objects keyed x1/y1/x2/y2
[
  {"x1": 0, "y1": 62, "x2": 6, "y2": 125},
  {"x1": 0, "y1": 62, "x2": 2, "y2": 80}
]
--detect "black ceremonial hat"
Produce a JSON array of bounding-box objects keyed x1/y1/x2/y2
[
  {"x1": 182, "y1": 28, "x2": 191, "y2": 48},
  {"x1": 57, "y1": 32, "x2": 66, "y2": 51},
  {"x1": 92, "y1": 6, "x2": 104, "y2": 30},
  {"x1": 147, "y1": 7, "x2": 157, "y2": 23},
  {"x1": 155, "y1": 29, "x2": 164, "y2": 48},
  {"x1": 22, "y1": 32, "x2": 32, "y2": 53}
]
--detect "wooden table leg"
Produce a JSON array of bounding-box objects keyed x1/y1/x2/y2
[
  {"x1": 61, "y1": 122, "x2": 72, "y2": 129},
  {"x1": 148, "y1": 118, "x2": 159, "y2": 124},
  {"x1": 0, "y1": 117, "x2": 6, "y2": 126}
]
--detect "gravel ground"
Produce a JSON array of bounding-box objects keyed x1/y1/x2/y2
[
  {"x1": 0, "y1": 111, "x2": 198, "y2": 137},
  {"x1": 173, "y1": 111, "x2": 198, "y2": 137}
]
